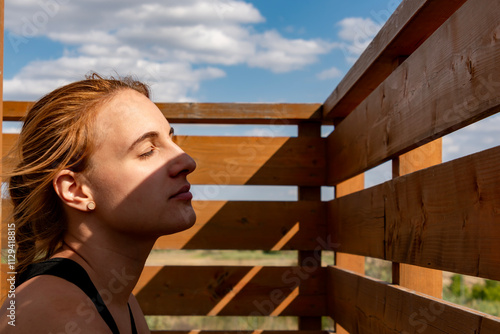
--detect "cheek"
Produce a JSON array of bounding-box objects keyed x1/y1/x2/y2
[
  {"x1": 91, "y1": 167, "x2": 164, "y2": 209},
  {"x1": 88, "y1": 167, "x2": 129, "y2": 207}
]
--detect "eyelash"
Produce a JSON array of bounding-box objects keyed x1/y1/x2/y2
[{"x1": 139, "y1": 146, "x2": 156, "y2": 159}]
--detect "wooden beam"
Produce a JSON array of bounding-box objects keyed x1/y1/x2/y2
[
  {"x1": 333, "y1": 174, "x2": 365, "y2": 334},
  {"x1": 152, "y1": 332, "x2": 329, "y2": 334},
  {"x1": 323, "y1": 0, "x2": 468, "y2": 120},
  {"x1": 328, "y1": 183, "x2": 385, "y2": 259},
  {"x1": 3, "y1": 134, "x2": 326, "y2": 186},
  {"x1": 152, "y1": 201, "x2": 326, "y2": 251},
  {"x1": 326, "y1": 0, "x2": 500, "y2": 185},
  {"x1": 327, "y1": 266, "x2": 500, "y2": 334},
  {"x1": 327, "y1": 144, "x2": 500, "y2": 281},
  {"x1": 297, "y1": 122, "x2": 323, "y2": 331},
  {"x1": 2, "y1": 199, "x2": 326, "y2": 252},
  {"x1": 392, "y1": 140, "x2": 443, "y2": 298},
  {"x1": 3, "y1": 101, "x2": 324, "y2": 124},
  {"x1": 135, "y1": 266, "x2": 326, "y2": 316}
]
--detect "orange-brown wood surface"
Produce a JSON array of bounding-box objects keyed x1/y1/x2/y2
[
  {"x1": 154, "y1": 201, "x2": 326, "y2": 251},
  {"x1": 328, "y1": 144, "x2": 500, "y2": 281},
  {"x1": 3, "y1": 134, "x2": 326, "y2": 186},
  {"x1": 326, "y1": 0, "x2": 500, "y2": 185},
  {"x1": 176, "y1": 135, "x2": 325, "y2": 186},
  {"x1": 135, "y1": 266, "x2": 326, "y2": 316},
  {"x1": 0, "y1": 200, "x2": 326, "y2": 252},
  {"x1": 392, "y1": 140, "x2": 443, "y2": 298},
  {"x1": 327, "y1": 266, "x2": 500, "y2": 334},
  {"x1": 333, "y1": 174, "x2": 367, "y2": 273},
  {"x1": 323, "y1": 0, "x2": 468, "y2": 120},
  {"x1": 3, "y1": 101, "x2": 323, "y2": 124},
  {"x1": 296, "y1": 122, "x2": 323, "y2": 331},
  {"x1": 152, "y1": 332, "x2": 329, "y2": 334},
  {"x1": 328, "y1": 183, "x2": 385, "y2": 260},
  {"x1": 333, "y1": 174, "x2": 365, "y2": 334}
]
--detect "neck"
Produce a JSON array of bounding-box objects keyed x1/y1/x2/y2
[{"x1": 54, "y1": 230, "x2": 155, "y2": 306}]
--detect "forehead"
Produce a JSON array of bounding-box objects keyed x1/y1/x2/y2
[{"x1": 94, "y1": 89, "x2": 169, "y2": 143}]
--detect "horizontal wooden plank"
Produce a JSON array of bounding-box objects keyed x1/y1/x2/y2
[
  {"x1": 179, "y1": 136, "x2": 325, "y2": 186},
  {"x1": 3, "y1": 101, "x2": 323, "y2": 124},
  {"x1": 327, "y1": 183, "x2": 385, "y2": 260},
  {"x1": 328, "y1": 266, "x2": 500, "y2": 334},
  {"x1": 135, "y1": 266, "x2": 326, "y2": 316},
  {"x1": 152, "y1": 332, "x2": 328, "y2": 334},
  {"x1": 2, "y1": 200, "x2": 326, "y2": 251},
  {"x1": 323, "y1": 0, "x2": 467, "y2": 120},
  {"x1": 155, "y1": 201, "x2": 326, "y2": 250},
  {"x1": 327, "y1": 144, "x2": 500, "y2": 281},
  {"x1": 3, "y1": 134, "x2": 326, "y2": 186},
  {"x1": 326, "y1": 0, "x2": 500, "y2": 185}
]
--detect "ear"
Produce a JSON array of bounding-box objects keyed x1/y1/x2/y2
[{"x1": 53, "y1": 169, "x2": 94, "y2": 212}]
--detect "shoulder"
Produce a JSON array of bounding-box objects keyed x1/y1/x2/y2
[
  {"x1": 128, "y1": 294, "x2": 151, "y2": 333},
  {"x1": 0, "y1": 275, "x2": 109, "y2": 333}
]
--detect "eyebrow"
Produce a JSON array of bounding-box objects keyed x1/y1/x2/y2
[
  {"x1": 169, "y1": 127, "x2": 175, "y2": 137},
  {"x1": 128, "y1": 131, "x2": 159, "y2": 152}
]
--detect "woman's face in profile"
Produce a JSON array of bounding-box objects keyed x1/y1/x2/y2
[{"x1": 84, "y1": 89, "x2": 197, "y2": 236}]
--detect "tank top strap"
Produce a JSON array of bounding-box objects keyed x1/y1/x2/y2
[{"x1": 16, "y1": 257, "x2": 137, "y2": 334}]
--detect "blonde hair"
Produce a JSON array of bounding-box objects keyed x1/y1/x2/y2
[{"x1": 8, "y1": 73, "x2": 150, "y2": 275}]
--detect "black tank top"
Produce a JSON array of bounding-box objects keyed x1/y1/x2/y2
[{"x1": 15, "y1": 258, "x2": 138, "y2": 334}]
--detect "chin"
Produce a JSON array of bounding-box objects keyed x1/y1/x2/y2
[{"x1": 163, "y1": 209, "x2": 196, "y2": 235}]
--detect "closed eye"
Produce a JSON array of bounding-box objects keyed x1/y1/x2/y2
[{"x1": 139, "y1": 146, "x2": 157, "y2": 159}]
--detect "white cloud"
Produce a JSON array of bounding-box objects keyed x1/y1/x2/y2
[
  {"x1": 248, "y1": 31, "x2": 335, "y2": 73},
  {"x1": 317, "y1": 66, "x2": 342, "y2": 80},
  {"x1": 335, "y1": 17, "x2": 383, "y2": 64},
  {"x1": 4, "y1": 56, "x2": 225, "y2": 101},
  {"x1": 4, "y1": 0, "x2": 335, "y2": 100},
  {"x1": 443, "y1": 114, "x2": 500, "y2": 162}
]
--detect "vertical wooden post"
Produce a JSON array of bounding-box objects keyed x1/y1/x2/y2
[
  {"x1": 334, "y1": 175, "x2": 364, "y2": 334},
  {"x1": 331, "y1": 118, "x2": 365, "y2": 334},
  {"x1": 391, "y1": 140, "x2": 443, "y2": 298},
  {"x1": 297, "y1": 122, "x2": 322, "y2": 330},
  {"x1": 334, "y1": 175, "x2": 365, "y2": 274}
]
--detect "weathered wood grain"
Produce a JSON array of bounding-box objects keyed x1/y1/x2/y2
[
  {"x1": 326, "y1": 0, "x2": 500, "y2": 185},
  {"x1": 135, "y1": 266, "x2": 326, "y2": 316},
  {"x1": 392, "y1": 140, "x2": 443, "y2": 298},
  {"x1": 327, "y1": 266, "x2": 500, "y2": 334},
  {"x1": 333, "y1": 174, "x2": 366, "y2": 334},
  {"x1": 328, "y1": 182, "x2": 386, "y2": 259},
  {"x1": 152, "y1": 332, "x2": 329, "y2": 334},
  {"x1": 180, "y1": 136, "x2": 325, "y2": 186},
  {"x1": 323, "y1": 0, "x2": 468, "y2": 120},
  {"x1": 3, "y1": 101, "x2": 323, "y2": 124},
  {"x1": 3, "y1": 134, "x2": 326, "y2": 186},
  {"x1": 327, "y1": 145, "x2": 500, "y2": 281},
  {"x1": 296, "y1": 122, "x2": 323, "y2": 330},
  {"x1": 154, "y1": 201, "x2": 325, "y2": 251},
  {"x1": 1, "y1": 200, "x2": 326, "y2": 251}
]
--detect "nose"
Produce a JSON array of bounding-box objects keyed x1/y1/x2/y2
[{"x1": 168, "y1": 144, "x2": 197, "y2": 178}]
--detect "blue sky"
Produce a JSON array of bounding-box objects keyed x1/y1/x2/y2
[
  {"x1": 4, "y1": 0, "x2": 500, "y2": 196},
  {"x1": 4, "y1": 0, "x2": 400, "y2": 102}
]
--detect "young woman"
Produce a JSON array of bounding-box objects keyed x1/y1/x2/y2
[{"x1": 0, "y1": 74, "x2": 197, "y2": 333}]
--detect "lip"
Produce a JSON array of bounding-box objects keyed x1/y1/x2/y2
[{"x1": 170, "y1": 184, "x2": 193, "y2": 200}]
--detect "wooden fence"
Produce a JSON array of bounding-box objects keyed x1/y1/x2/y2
[{"x1": 2, "y1": 0, "x2": 500, "y2": 332}]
